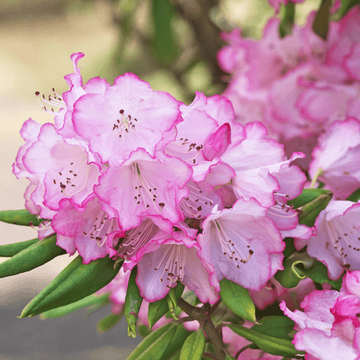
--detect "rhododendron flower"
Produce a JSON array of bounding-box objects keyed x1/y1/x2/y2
[
  {"x1": 295, "y1": 200, "x2": 360, "y2": 281},
  {"x1": 73, "y1": 73, "x2": 181, "y2": 163},
  {"x1": 128, "y1": 227, "x2": 220, "y2": 304},
  {"x1": 309, "y1": 118, "x2": 360, "y2": 199},
  {"x1": 198, "y1": 198, "x2": 284, "y2": 291},
  {"x1": 51, "y1": 197, "x2": 122, "y2": 263},
  {"x1": 281, "y1": 271, "x2": 360, "y2": 360},
  {"x1": 218, "y1": 8, "x2": 360, "y2": 169},
  {"x1": 95, "y1": 148, "x2": 192, "y2": 231}
]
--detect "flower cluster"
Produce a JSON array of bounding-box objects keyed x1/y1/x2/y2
[
  {"x1": 281, "y1": 270, "x2": 360, "y2": 360},
  {"x1": 14, "y1": 52, "x2": 307, "y2": 305},
  {"x1": 218, "y1": 7, "x2": 360, "y2": 174}
]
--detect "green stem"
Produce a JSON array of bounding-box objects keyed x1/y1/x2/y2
[
  {"x1": 177, "y1": 298, "x2": 227, "y2": 360},
  {"x1": 312, "y1": 0, "x2": 332, "y2": 40}
]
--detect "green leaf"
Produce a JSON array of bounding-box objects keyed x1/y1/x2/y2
[
  {"x1": 152, "y1": 0, "x2": 179, "y2": 66},
  {"x1": 97, "y1": 312, "x2": 124, "y2": 333},
  {"x1": 220, "y1": 279, "x2": 256, "y2": 323},
  {"x1": 279, "y1": 2, "x2": 295, "y2": 38},
  {"x1": 0, "y1": 238, "x2": 39, "y2": 257},
  {"x1": 160, "y1": 324, "x2": 190, "y2": 360},
  {"x1": 20, "y1": 255, "x2": 122, "y2": 318},
  {"x1": 282, "y1": 237, "x2": 296, "y2": 261},
  {"x1": 296, "y1": 260, "x2": 343, "y2": 290},
  {"x1": 179, "y1": 329, "x2": 206, "y2": 360},
  {"x1": 347, "y1": 187, "x2": 360, "y2": 202},
  {"x1": 251, "y1": 316, "x2": 294, "y2": 340},
  {"x1": 333, "y1": 0, "x2": 360, "y2": 19},
  {"x1": 0, "y1": 234, "x2": 66, "y2": 278},
  {"x1": 126, "y1": 322, "x2": 177, "y2": 360},
  {"x1": 167, "y1": 288, "x2": 179, "y2": 320},
  {"x1": 288, "y1": 188, "x2": 332, "y2": 209},
  {"x1": 40, "y1": 293, "x2": 109, "y2": 319},
  {"x1": 312, "y1": 0, "x2": 332, "y2": 40},
  {"x1": 298, "y1": 192, "x2": 333, "y2": 227},
  {"x1": 275, "y1": 252, "x2": 316, "y2": 288},
  {"x1": 0, "y1": 209, "x2": 46, "y2": 227},
  {"x1": 125, "y1": 266, "x2": 143, "y2": 338},
  {"x1": 228, "y1": 325, "x2": 301, "y2": 358},
  {"x1": 148, "y1": 283, "x2": 184, "y2": 329}
]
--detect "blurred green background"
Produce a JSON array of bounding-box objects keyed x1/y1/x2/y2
[{"x1": 0, "y1": 0, "x2": 320, "y2": 359}]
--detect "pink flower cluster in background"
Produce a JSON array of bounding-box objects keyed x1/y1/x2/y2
[{"x1": 281, "y1": 271, "x2": 360, "y2": 360}]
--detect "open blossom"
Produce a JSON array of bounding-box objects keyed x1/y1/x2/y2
[
  {"x1": 295, "y1": 200, "x2": 360, "y2": 281},
  {"x1": 198, "y1": 198, "x2": 284, "y2": 291},
  {"x1": 309, "y1": 118, "x2": 360, "y2": 199},
  {"x1": 51, "y1": 197, "x2": 122, "y2": 263},
  {"x1": 281, "y1": 271, "x2": 360, "y2": 360},
  {"x1": 126, "y1": 225, "x2": 220, "y2": 304},
  {"x1": 73, "y1": 73, "x2": 181, "y2": 164},
  {"x1": 95, "y1": 148, "x2": 192, "y2": 231}
]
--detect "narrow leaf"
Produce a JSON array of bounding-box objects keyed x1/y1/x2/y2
[
  {"x1": 179, "y1": 329, "x2": 206, "y2": 360},
  {"x1": 148, "y1": 283, "x2": 184, "y2": 329},
  {"x1": 160, "y1": 324, "x2": 190, "y2": 360},
  {"x1": 167, "y1": 288, "x2": 179, "y2": 320},
  {"x1": 298, "y1": 192, "x2": 333, "y2": 227},
  {"x1": 228, "y1": 325, "x2": 301, "y2": 358},
  {"x1": 97, "y1": 312, "x2": 124, "y2": 333},
  {"x1": 288, "y1": 188, "x2": 332, "y2": 209},
  {"x1": 347, "y1": 187, "x2": 360, "y2": 202},
  {"x1": 127, "y1": 322, "x2": 177, "y2": 360},
  {"x1": 296, "y1": 260, "x2": 343, "y2": 290},
  {"x1": 20, "y1": 256, "x2": 122, "y2": 318},
  {"x1": 251, "y1": 316, "x2": 295, "y2": 340},
  {"x1": 0, "y1": 238, "x2": 39, "y2": 257},
  {"x1": 0, "y1": 234, "x2": 65, "y2": 278},
  {"x1": 0, "y1": 209, "x2": 45, "y2": 226},
  {"x1": 220, "y1": 279, "x2": 256, "y2": 323},
  {"x1": 125, "y1": 266, "x2": 143, "y2": 338},
  {"x1": 40, "y1": 293, "x2": 109, "y2": 319}
]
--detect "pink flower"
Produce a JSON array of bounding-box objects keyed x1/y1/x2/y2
[
  {"x1": 295, "y1": 200, "x2": 360, "y2": 281},
  {"x1": 72, "y1": 73, "x2": 181, "y2": 163},
  {"x1": 309, "y1": 118, "x2": 360, "y2": 199},
  {"x1": 51, "y1": 197, "x2": 122, "y2": 263},
  {"x1": 22, "y1": 123, "x2": 102, "y2": 213},
  {"x1": 198, "y1": 198, "x2": 284, "y2": 291},
  {"x1": 97, "y1": 268, "x2": 130, "y2": 314},
  {"x1": 218, "y1": 9, "x2": 360, "y2": 169},
  {"x1": 281, "y1": 272, "x2": 360, "y2": 360},
  {"x1": 95, "y1": 148, "x2": 192, "y2": 231},
  {"x1": 129, "y1": 227, "x2": 220, "y2": 304}
]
